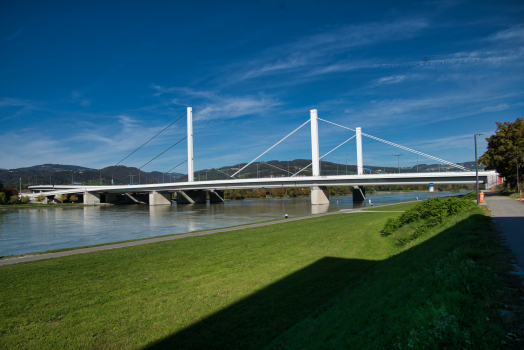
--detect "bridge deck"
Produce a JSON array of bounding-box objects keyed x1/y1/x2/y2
[{"x1": 26, "y1": 171, "x2": 497, "y2": 198}]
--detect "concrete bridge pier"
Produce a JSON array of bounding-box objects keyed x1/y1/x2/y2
[
  {"x1": 209, "y1": 190, "x2": 224, "y2": 203},
  {"x1": 353, "y1": 186, "x2": 366, "y2": 203},
  {"x1": 311, "y1": 185, "x2": 330, "y2": 205},
  {"x1": 177, "y1": 190, "x2": 206, "y2": 204},
  {"x1": 149, "y1": 191, "x2": 172, "y2": 205},
  {"x1": 84, "y1": 192, "x2": 101, "y2": 205}
]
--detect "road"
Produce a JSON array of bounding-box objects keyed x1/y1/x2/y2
[{"x1": 484, "y1": 192, "x2": 524, "y2": 268}]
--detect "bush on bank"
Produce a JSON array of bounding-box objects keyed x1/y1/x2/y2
[{"x1": 382, "y1": 192, "x2": 476, "y2": 245}]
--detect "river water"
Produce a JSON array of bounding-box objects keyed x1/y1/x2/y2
[{"x1": 0, "y1": 190, "x2": 471, "y2": 256}]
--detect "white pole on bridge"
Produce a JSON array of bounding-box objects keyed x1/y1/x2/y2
[
  {"x1": 187, "y1": 106, "x2": 194, "y2": 182},
  {"x1": 310, "y1": 109, "x2": 320, "y2": 177},
  {"x1": 356, "y1": 127, "x2": 363, "y2": 175}
]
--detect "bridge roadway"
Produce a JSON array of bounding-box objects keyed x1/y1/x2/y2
[{"x1": 27, "y1": 171, "x2": 497, "y2": 205}]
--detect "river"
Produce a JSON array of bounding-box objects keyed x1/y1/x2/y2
[{"x1": 0, "y1": 190, "x2": 471, "y2": 256}]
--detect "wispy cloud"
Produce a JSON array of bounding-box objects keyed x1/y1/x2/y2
[
  {"x1": 487, "y1": 25, "x2": 524, "y2": 42},
  {"x1": 233, "y1": 18, "x2": 429, "y2": 81},
  {"x1": 152, "y1": 86, "x2": 282, "y2": 119},
  {"x1": 5, "y1": 28, "x2": 22, "y2": 41},
  {"x1": 480, "y1": 103, "x2": 509, "y2": 112}
]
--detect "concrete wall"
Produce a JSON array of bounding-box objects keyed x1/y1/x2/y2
[
  {"x1": 177, "y1": 190, "x2": 206, "y2": 204},
  {"x1": 352, "y1": 186, "x2": 366, "y2": 202},
  {"x1": 311, "y1": 185, "x2": 329, "y2": 205},
  {"x1": 149, "y1": 191, "x2": 172, "y2": 205},
  {"x1": 84, "y1": 192, "x2": 101, "y2": 205},
  {"x1": 209, "y1": 190, "x2": 225, "y2": 203}
]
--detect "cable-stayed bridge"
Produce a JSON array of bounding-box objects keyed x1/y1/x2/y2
[{"x1": 28, "y1": 107, "x2": 497, "y2": 205}]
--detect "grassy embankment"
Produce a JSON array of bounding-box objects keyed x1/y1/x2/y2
[
  {"x1": 498, "y1": 189, "x2": 522, "y2": 200},
  {"x1": 0, "y1": 200, "x2": 514, "y2": 349}
]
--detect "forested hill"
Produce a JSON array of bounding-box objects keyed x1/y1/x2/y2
[{"x1": 0, "y1": 164, "x2": 183, "y2": 187}]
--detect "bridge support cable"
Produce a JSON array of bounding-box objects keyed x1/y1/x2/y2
[
  {"x1": 291, "y1": 135, "x2": 356, "y2": 177},
  {"x1": 164, "y1": 159, "x2": 188, "y2": 174},
  {"x1": 195, "y1": 112, "x2": 346, "y2": 164},
  {"x1": 194, "y1": 136, "x2": 294, "y2": 176},
  {"x1": 138, "y1": 136, "x2": 187, "y2": 171},
  {"x1": 114, "y1": 112, "x2": 187, "y2": 166},
  {"x1": 194, "y1": 159, "x2": 231, "y2": 179},
  {"x1": 359, "y1": 133, "x2": 467, "y2": 171},
  {"x1": 230, "y1": 119, "x2": 311, "y2": 178},
  {"x1": 318, "y1": 118, "x2": 467, "y2": 171}
]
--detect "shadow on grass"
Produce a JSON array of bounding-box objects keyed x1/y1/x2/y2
[
  {"x1": 145, "y1": 257, "x2": 374, "y2": 350},
  {"x1": 144, "y1": 213, "x2": 492, "y2": 350}
]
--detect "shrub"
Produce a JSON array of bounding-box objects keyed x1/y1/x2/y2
[
  {"x1": 0, "y1": 192, "x2": 6, "y2": 204},
  {"x1": 59, "y1": 194, "x2": 69, "y2": 203},
  {"x1": 8, "y1": 196, "x2": 19, "y2": 204},
  {"x1": 21, "y1": 196, "x2": 30, "y2": 204},
  {"x1": 36, "y1": 194, "x2": 46, "y2": 203},
  {"x1": 70, "y1": 194, "x2": 79, "y2": 203},
  {"x1": 382, "y1": 195, "x2": 475, "y2": 245}
]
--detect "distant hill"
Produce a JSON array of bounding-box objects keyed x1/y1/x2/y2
[
  {"x1": 0, "y1": 164, "x2": 183, "y2": 187},
  {"x1": 0, "y1": 160, "x2": 484, "y2": 187}
]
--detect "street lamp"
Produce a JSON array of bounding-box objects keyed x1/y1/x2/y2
[
  {"x1": 514, "y1": 157, "x2": 520, "y2": 200},
  {"x1": 474, "y1": 133, "x2": 484, "y2": 205},
  {"x1": 346, "y1": 154, "x2": 348, "y2": 175},
  {"x1": 392, "y1": 154, "x2": 403, "y2": 174}
]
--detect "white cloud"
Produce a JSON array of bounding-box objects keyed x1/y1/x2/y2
[
  {"x1": 233, "y1": 18, "x2": 429, "y2": 81},
  {"x1": 488, "y1": 25, "x2": 524, "y2": 42},
  {"x1": 480, "y1": 103, "x2": 509, "y2": 112},
  {"x1": 377, "y1": 75, "x2": 407, "y2": 84}
]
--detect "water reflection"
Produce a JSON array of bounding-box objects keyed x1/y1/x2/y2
[{"x1": 0, "y1": 190, "x2": 470, "y2": 256}]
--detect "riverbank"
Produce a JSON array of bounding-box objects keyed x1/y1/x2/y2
[
  {"x1": 0, "y1": 202, "x2": 88, "y2": 210},
  {"x1": 1, "y1": 200, "x2": 520, "y2": 349},
  {"x1": 0, "y1": 201, "x2": 421, "y2": 263}
]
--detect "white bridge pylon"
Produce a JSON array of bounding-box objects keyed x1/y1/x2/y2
[{"x1": 185, "y1": 107, "x2": 467, "y2": 183}]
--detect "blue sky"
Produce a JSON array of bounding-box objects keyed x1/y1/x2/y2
[{"x1": 1, "y1": 0, "x2": 523, "y2": 174}]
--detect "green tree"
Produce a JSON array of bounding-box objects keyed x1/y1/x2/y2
[
  {"x1": 70, "y1": 194, "x2": 79, "y2": 203},
  {"x1": 21, "y1": 196, "x2": 30, "y2": 204},
  {"x1": 59, "y1": 194, "x2": 69, "y2": 203},
  {"x1": 479, "y1": 118, "x2": 524, "y2": 188},
  {"x1": 36, "y1": 194, "x2": 46, "y2": 203},
  {"x1": 8, "y1": 196, "x2": 19, "y2": 204},
  {"x1": 0, "y1": 192, "x2": 6, "y2": 204}
]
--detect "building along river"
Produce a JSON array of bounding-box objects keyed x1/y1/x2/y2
[{"x1": 0, "y1": 190, "x2": 471, "y2": 257}]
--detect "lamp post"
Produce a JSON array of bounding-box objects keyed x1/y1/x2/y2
[
  {"x1": 474, "y1": 133, "x2": 484, "y2": 205},
  {"x1": 514, "y1": 157, "x2": 520, "y2": 200},
  {"x1": 392, "y1": 154, "x2": 403, "y2": 174}
]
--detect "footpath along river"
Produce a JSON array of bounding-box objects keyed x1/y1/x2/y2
[{"x1": 0, "y1": 190, "x2": 471, "y2": 256}]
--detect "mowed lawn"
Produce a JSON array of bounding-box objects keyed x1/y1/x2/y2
[{"x1": 0, "y1": 210, "x2": 398, "y2": 349}]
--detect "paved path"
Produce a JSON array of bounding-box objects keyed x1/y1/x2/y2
[
  {"x1": 484, "y1": 192, "x2": 524, "y2": 268},
  {"x1": 0, "y1": 203, "x2": 408, "y2": 267}
]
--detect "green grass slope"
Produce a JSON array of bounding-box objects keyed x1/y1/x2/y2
[
  {"x1": 0, "y1": 203, "x2": 508, "y2": 349},
  {"x1": 266, "y1": 207, "x2": 506, "y2": 349}
]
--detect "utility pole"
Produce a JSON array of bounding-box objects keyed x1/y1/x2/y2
[
  {"x1": 257, "y1": 163, "x2": 259, "y2": 178},
  {"x1": 417, "y1": 155, "x2": 418, "y2": 173},
  {"x1": 346, "y1": 154, "x2": 348, "y2": 175},
  {"x1": 383, "y1": 161, "x2": 385, "y2": 173},
  {"x1": 474, "y1": 133, "x2": 484, "y2": 205},
  {"x1": 514, "y1": 157, "x2": 520, "y2": 200},
  {"x1": 392, "y1": 154, "x2": 403, "y2": 174}
]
